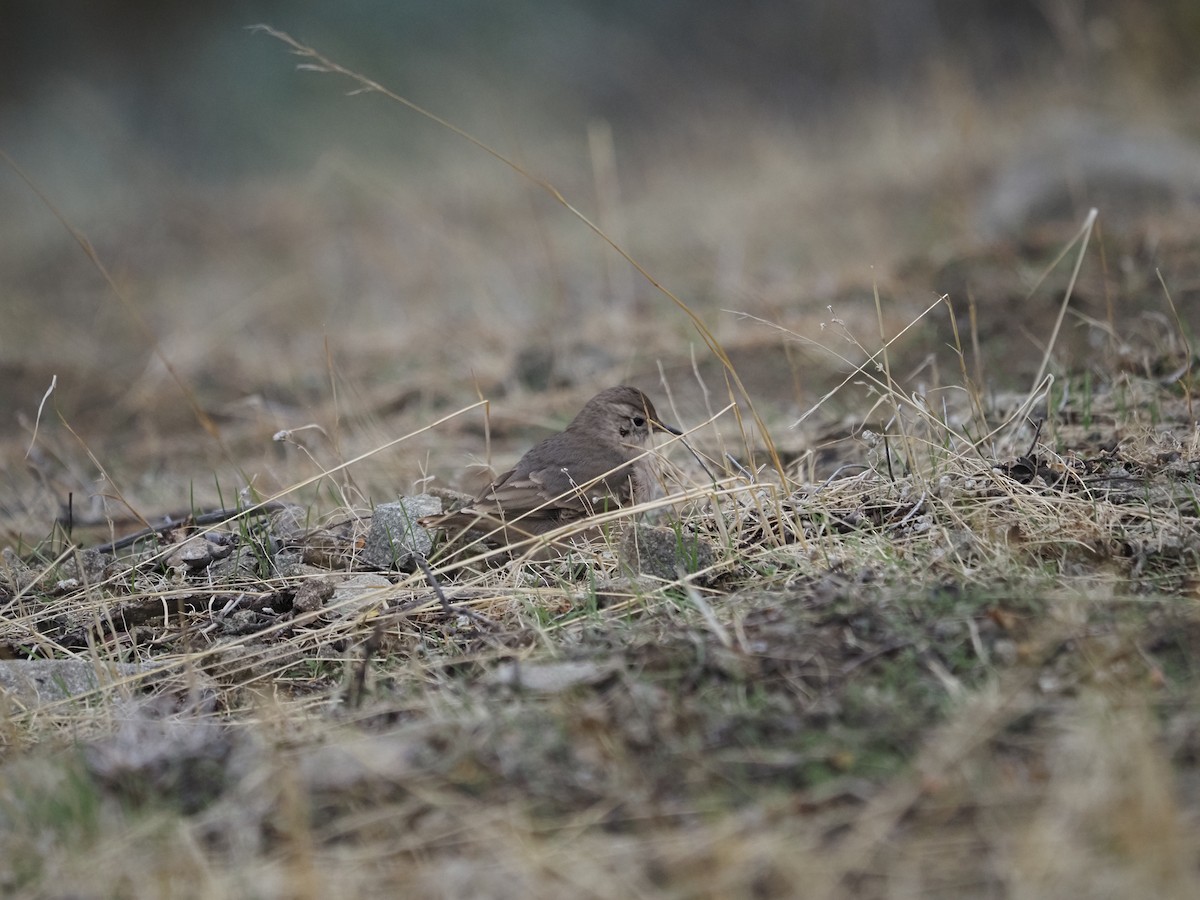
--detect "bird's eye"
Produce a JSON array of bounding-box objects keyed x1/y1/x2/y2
[{"x1": 632, "y1": 416, "x2": 646, "y2": 427}]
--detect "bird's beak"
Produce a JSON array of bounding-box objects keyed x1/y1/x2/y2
[{"x1": 654, "y1": 420, "x2": 683, "y2": 436}]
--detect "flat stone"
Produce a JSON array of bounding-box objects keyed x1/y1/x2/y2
[
  {"x1": 295, "y1": 734, "x2": 421, "y2": 792},
  {"x1": 329, "y1": 573, "x2": 392, "y2": 617},
  {"x1": 165, "y1": 537, "x2": 219, "y2": 570},
  {"x1": 483, "y1": 659, "x2": 616, "y2": 693},
  {"x1": 0, "y1": 659, "x2": 160, "y2": 706}
]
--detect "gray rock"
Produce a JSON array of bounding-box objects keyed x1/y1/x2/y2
[
  {"x1": 619, "y1": 523, "x2": 717, "y2": 582},
  {"x1": 0, "y1": 547, "x2": 37, "y2": 593},
  {"x1": 0, "y1": 659, "x2": 160, "y2": 705},
  {"x1": 294, "y1": 733, "x2": 421, "y2": 792},
  {"x1": 329, "y1": 573, "x2": 392, "y2": 617},
  {"x1": 59, "y1": 547, "x2": 113, "y2": 583},
  {"x1": 979, "y1": 114, "x2": 1200, "y2": 237},
  {"x1": 165, "y1": 537, "x2": 227, "y2": 571},
  {"x1": 269, "y1": 503, "x2": 312, "y2": 544},
  {"x1": 84, "y1": 696, "x2": 250, "y2": 814},
  {"x1": 483, "y1": 659, "x2": 616, "y2": 693},
  {"x1": 361, "y1": 495, "x2": 441, "y2": 570},
  {"x1": 292, "y1": 577, "x2": 336, "y2": 614},
  {"x1": 207, "y1": 546, "x2": 262, "y2": 581}
]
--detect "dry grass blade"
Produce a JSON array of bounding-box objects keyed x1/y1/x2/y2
[
  {"x1": 23, "y1": 375, "x2": 56, "y2": 461},
  {"x1": 250, "y1": 25, "x2": 785, "y2": 482},
  {"x1": 1028, "y1": 206, "x2": 1098, "y2": 393},
  {"x1": 0, "y1": 149, "x2": 235, "y2": 462},
  {"x1": 1156, "y1": 267, "x2": 1195, "y2": 423}
]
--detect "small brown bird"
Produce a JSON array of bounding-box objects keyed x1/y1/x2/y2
[{"x1": 430, "y1": 386, "x2": 680, "y2": 550}]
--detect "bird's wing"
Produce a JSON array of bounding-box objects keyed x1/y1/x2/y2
[
  {"x1": 477, "y1": 468, "x2": 583, "y2": 519},
  {"x1": 480, "y1": 448, "x2": 635, "y2": 518}
]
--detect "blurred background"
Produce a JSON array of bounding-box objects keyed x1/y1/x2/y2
[
  {"x1": 4, "y1": 1, "x2": 1198, "y2": 176},
  {"x1": 2, "y1": 0, "x2": 1199, "y2": 539}
]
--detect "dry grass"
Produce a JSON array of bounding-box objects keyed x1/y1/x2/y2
[{"x1": 4, "y1": 30, "x2": 1200, "y2": 900}]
